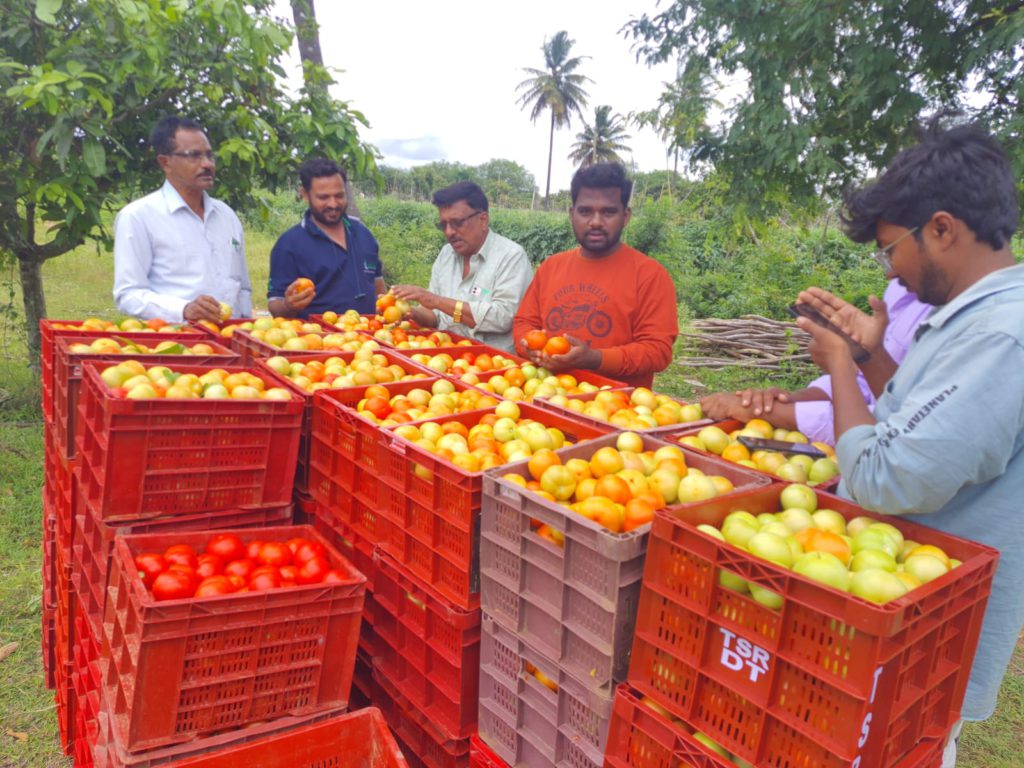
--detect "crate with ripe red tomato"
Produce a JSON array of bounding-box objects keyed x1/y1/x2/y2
[{"x1": 99, "y1": 524, "x2": 366, "y2": 753}]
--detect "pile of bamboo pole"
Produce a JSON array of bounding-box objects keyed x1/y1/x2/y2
[{"x1": 677, "y1": 315, "x2": 815, "y2": 371}]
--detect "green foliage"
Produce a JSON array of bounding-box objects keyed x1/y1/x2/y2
[
  {"x1": 353, "y1": 158, "x2": 538, "y2": 209},
  {"x1": 624, "y1": 1, "x2": 1024, "y2": 209},
  {"x1": 0, "y1": 0, "x2": 378, "y2": 347},
  {"x1": 569, "y1": 105, "x2": 633, "y2": 167}
]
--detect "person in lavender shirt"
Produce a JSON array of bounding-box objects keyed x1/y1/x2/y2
[{"x1": 700, "y1": 280, "x2": 932, "y2": 443}]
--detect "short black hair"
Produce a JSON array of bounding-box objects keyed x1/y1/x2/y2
[
  {"x1": 298, "y1": 158, "x2": 347, "y2": 190},
  {"x1": 150, "y1": 116, "x2": 205, "y2": 156},
  {"x1": 432, "y1": 181, "x2": 488, "y2": 212},
  {"x1": 842, "y1": 120, "x2": 1019, "y2": 250},
  {"x1": 570, "y1": 162, "x2": 633, "y2": 206}
]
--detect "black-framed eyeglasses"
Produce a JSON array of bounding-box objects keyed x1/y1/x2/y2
[
  {"x1": 872, "y1": 226, "x2": 919, "y2": 271},
  {"x1": 436, "y1": 210, "x2": 482, "y2": 232},
  {"x1": 166, "y1": 150, "x2": 216, "y2": 162}
]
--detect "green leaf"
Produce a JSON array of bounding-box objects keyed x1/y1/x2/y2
[
  {"x1": 35, "y1": 0, "x2": 63, "y2": 25},
  {"x1": 83, "y1": 137, "x2": 106, "y2": 176},
  {"x1": 152, "y1": 343, "x2": 186, "y2": 355}
]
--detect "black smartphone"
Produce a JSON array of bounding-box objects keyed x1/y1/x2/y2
[
  {"x1": 786, "y1": 303, "x2": 871, "y2": 363},
  {"x1": 737, "y1": 435, "x2": 828, "y2": 459}
]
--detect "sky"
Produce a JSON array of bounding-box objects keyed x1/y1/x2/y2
[{"x1": 269, "y1": 0, "x2": 681, "y2": 194}]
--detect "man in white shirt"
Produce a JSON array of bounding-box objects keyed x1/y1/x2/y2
[{"x1": 113, "y1": 116, "x2": 252, "y2": 322}]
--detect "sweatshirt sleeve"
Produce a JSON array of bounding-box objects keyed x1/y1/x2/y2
[{"x1": 595, "y1": 261, "x2": 678, "y2": 381}]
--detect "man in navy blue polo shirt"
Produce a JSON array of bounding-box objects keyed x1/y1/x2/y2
[{"x1": 267, "y1": 158, "x2": 384, "y2": 318}]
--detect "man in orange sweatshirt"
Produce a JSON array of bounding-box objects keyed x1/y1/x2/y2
[{"x1": 513, "y1": 162, "x2": 678, "y2": 388}]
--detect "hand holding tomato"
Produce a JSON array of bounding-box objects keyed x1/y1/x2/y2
[
  {"x1": 285, "y1": 277, "x2": 316, "y2": 311},
  {"x1": 536, "y1": 335, "x2": 601, "y2": 372}
]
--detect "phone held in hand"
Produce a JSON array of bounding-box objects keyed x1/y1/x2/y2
[
  {"x1": 737, "y1": 435, "x2": 828, "y2": 459},
  {"x1": 786, "y1": 302, "x2": 871, "y2": 363}
]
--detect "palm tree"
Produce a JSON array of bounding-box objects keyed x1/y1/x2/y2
[
  {"x1": 569, "y1": 106, "x2": 632, "y2": 168},
  {"x1": 516, "y1": 31, "x2": 591, "y2": 207}
]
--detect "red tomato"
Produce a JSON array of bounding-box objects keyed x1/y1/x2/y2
[
  {"x1": 293, "y1": 540, "x2": 328, "y2": 565},
  {"x1": 285, "y1": 537, "x2": 308, "y2": 555},
  {"x1": 296, "y1": 556, "x2": 330, "y2": 585},
  {"x1": 258, "y1": 542, "x2": 293, "y2": 567},
  {"x1": 196, "y1": 553, "x2": 224, "y2": 579},
  {"x1": 278, "y1": 565, "x2": 299, "y2": 582},
  {"x1": 224, "y1": 558, "x2": 256, "y2": 580},
  {"x1": 245, "y1": 540, "x2": 266, "y2": 560},
  {"x1": 167, "y1": 564, "x2": 199, "y2": 592},
  {"x1": 322, "y1": 569, "x2": 349, "y2": 584},
  {"x1": 152, "y1": 570, "x2": 195, "y2": 601},
  {"x1": 135, "y1": 552, "x2": 166, "y2": 588},
  {"x1": 226, "y1": 575, "x2": 247, "y2": 590},
  {"x1": 164, "y1": 544, "x2": 198, "y2": 570},
  {"x1": 280, "y1": 580, "x2": 297, "y2": 588},
  {"x1": 248, "y1": 567, "x2": 282, "y2": 591},
  {"x1": 194, "y1": 575, "x2": 235, "y2": 598},
  {"x1": 206, "y1": 533, "x2": 245, "y2": 562}
]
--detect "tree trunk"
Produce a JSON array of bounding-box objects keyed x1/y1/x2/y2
[
  {"x1": 18, "y1": 254, "x2": 47, "y2": 367},
  {"x1": 544, "y1": 111, "x2": 555, "y2": 210},
  {"x1": 289, "y1": 0, "x2": 361, "y2": 216},
  {"x1": 290, "y1": 0, "x2": 324, "y2": 71}
]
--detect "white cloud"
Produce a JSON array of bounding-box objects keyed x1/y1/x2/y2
[{"x1": 271, "y1": 0, "x2": 679, "y2": 194}]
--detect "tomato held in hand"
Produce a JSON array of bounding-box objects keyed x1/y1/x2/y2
[
  {"x1": 258, "y1": 541, "x2": 292, "y2": 567},
  {"x1": 207, "y1": 533, "x2": 245, "y2": 562},
  {"x1": 296, "y1": 555, "x2": 330, "y2": 585},
  {"x1": 524, "y1": 329, "x2": 548, "y2": 351},
  {"x1": 152, "y1": 570, "x2": 196, "y2": 601},
  {"x1": 543, "y1": 336, "x2": 571, "y2": 356},
  {"x1": 194, "y1": 575, "x2": 235, "y2": 598},
  {"x1": 163, "y1": 544, "x2": 198, "y2": 570},
  {"x1": 135, "y1": 552, "x2": 166, "y2": 588}
]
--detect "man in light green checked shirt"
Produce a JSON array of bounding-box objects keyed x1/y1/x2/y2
[{"x1": 392, "y1": 181, "x2": 532, "y2": 352}]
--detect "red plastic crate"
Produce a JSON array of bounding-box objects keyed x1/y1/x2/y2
[
  {"x1": 71, "y1": 472, "x2": 294, "y2": 634},
  {"x1": 373, "y1": 550, "x2": 481, "y2": 741},
  {"x1": 74, "y1": 361, "x2": 303, "y2": 521},
  {"x1": 72, "y1": 608, "x2": 103, "y2": 768},
  {"x1": 535, "y1": 385, "x2": 711, "y2": 435},
  {"x1": 312, "y1": 500, "x2": 379, "y2": 658},
  {"x1": 256, "y1": 358, "x2": 436, "y2": 497},
  {"x1": 373, "y1": 662, "x2": 471, "y2": 768},
  {"x1": 603, "y1": 684, "x2": 947, "y2": 768},
  {"x1": 54, "y1": 539, "x2": 76, "y2": 755},
  {"x1": 627, "y1": 485, "x2": 997, "y2": 768},
  {"x1": 470, "y1": 735, "x2": 509, "y2": 768},
  {"x1": 668, "y1": 418, "x2": 841, "y2": 492},
  {"x1": 478, "y1": 614, "x2": 612, "y2": 768},
  {"x1": 40, "y1": 319, "x2": 202, "y2": 420},
  {"x1": 99, "y1": 524, "x2": 367, "y2": 752},
  {"x1": 52, "y1": 333, "x2": 237, "y2": 461},
  {"x1": 377, "y1": 403, "x2": 609, "y2": 609},
  {"x1": 480, "y1": 436, "x2": 771, "y2": 693}
]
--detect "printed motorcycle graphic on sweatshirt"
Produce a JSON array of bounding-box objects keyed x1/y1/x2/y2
[{"x1": 545, "y1": 283, "x2": 614, "y2": 338}]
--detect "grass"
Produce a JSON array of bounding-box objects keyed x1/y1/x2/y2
[{"x1": 1, "y1": 230, "x2": 1022, "y2": 767}]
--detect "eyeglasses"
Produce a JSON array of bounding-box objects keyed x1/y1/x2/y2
[
  {"x1": 166, "y1": 150, "x2": 216, "y2": 162},
  {"x1": 872, "y1": 226, "x2": 919, "y2": 271},
  {"x1": 436, "y1": 210, "x2": 482, "y2": 232}
]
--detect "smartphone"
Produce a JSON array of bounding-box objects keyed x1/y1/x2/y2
[
  {"x1": 786, "y1": 303, "x2": 871, "y2": 363},
  {"x1": 737, "y1": 435, "x2": 828, "y2": 459}
]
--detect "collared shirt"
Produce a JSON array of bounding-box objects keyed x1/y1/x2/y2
[
  {"x1": 267, "y1": 212, "x2": 382, "y2": 317},
  {"x1": 428, "y1": 230, "x2": 533, "y2": 352},
  {"x1": 794, "y1": 281, "x2": 933, "y2": 443},
  {"x1": 836, "y1": 262, "x2": 1024, "y2": 721},
  {"x1": 113, "y1": 181, "x2": 251, "y2": 321}
]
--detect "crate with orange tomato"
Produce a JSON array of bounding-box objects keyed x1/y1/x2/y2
[
  {"x1": 480, "y1": 432, "x2": 770, "y2": 693},
  {"x1": 374, "y1": 400, "x2": 610, "y2": 610},
  {"x1": 670, "y1": 417, "x2": 842, "y2": 489},
  {"x1": 535, "y1": 385, "x2": 711, "y2": 434}
]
